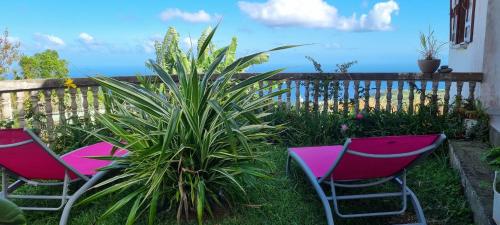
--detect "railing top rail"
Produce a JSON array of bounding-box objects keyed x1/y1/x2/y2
[{"x1": 0, "y1": 72, "x2": 483, "y2": 92}]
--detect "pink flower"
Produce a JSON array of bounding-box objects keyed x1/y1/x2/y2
[
  {"x1": 340, "y1": 124, "x2": 349, "y2": 132},
  {"x1": 355, "y1": 113, "x2": 364, "y2": 120}
]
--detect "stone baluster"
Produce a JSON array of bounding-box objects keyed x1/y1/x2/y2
[
  {"x1": 431, "y1": 79, "x2": 439, "y2": 108},
  {"x1": 30, "y1": 91, "x2": 40, "y2": 133},
  {"x1": 277, "y1": 81, "x2": 283, "y2": 107},
  {"x1": 353, "y1": 80, "x2": 360, "y2": 114},
  {"x1": 397, "y1": 80, "x2": 404, "y2": 112},
  {"x1": 56, "y1": 89, "x2": 66, "y2": 124},
  {"x1": 343, "y1": 80, "x2": 350, "y2": 114},
  {"x1": 419, "y1": 80, "x2": 427, "y2": 108},
  {"x1": 443, "y1": 81, "x2": 452, "y2": 115},
  {"x1": 81, "y1": 87, "x2": 90, "y2": 120},
  {"x1": 92, "y1": 86, "x2": 100, "y2": 115},
  {"x1": 258, "y1": 81, "x2": 264, "y2": 98},
  {"x1": 408, "y1": 80, "x2": 415, "y2": 114},
  {"x1": 43, "y1": 90, "x2": 54, "y2": 144},
  {"x1": 304, "y1": 80, "x2": 310, "y2": 112},
  {"x1": 386, "y1": 80, "x2": 393, "y2": 112},
  {"x1": 323, "y1": 80, "x2": 329, "y2": 113},
  {"x1": 333, "y1": 80, "x2": 339, "y2": 113},
  {"x1": 15, "y1": 92, "x2": 25, "y2": 127},
  {"x1": 456, "y1": 81, "x2": 464, "y2": 109},
  {"x1": 70, "y1": 88, "x2": 78, "y2": 121},
  {"x1": 364, "y1": 80, "x2": 371, "y2": 112},
  {"x1": 295, "y1": 80, "x2": 301, "y2": 110},
  {"x1": 468, "y1": 81, "x2": 476, "y2": 101},
  {"x1": 286, "y1": 80, "x2": 292, "y2": 109},
  {"x1": 374, "y1": 80, "x2": 381, "y2": 111},
  {"x1": 313, "y1": 79, "x2": 319, "y2": 112},
  {"x1": 1, "y1": 92, "x2": 12, "y2": 120}
]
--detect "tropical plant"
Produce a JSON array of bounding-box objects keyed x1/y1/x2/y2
[
  {"x1": 149, "y1": 26, "x2": 268, "y2": 74},
  {"x1": 80, "y1": 25, "x2": 295, "y2": 225},
  {"x1": 0, "y1": 198, "x2": 26, "y2": 225},
  {"x1": 419, "y1": 27, "x2": 446, "y2": 60},
  {"x1": 487, "y1": 147, "x2": 500, "y2": 168},
  {"x1": 0, "y1": 28, "x2": 21, "y2": 80},
  {"x1": 19, "y1": 49, "x2": 69, "y2": 79}
]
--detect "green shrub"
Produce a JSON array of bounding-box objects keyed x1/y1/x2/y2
[
  {"x1": 80, "y1": 25, "x2": 296, "y2": 225},
  {"x1": 487, "y1": 147, "x2": 500, "y2": 168},
  {"x1": 271, "y1": 103, "x2": 467, "y2": 147}
]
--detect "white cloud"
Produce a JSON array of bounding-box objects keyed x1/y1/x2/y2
[
  {"x1": 33, "y1": 33, "x2": 65, "y2": 49},
  {"x1": 359, "y1": 0, "x2": 399, "y2": 31},
  {"x1": 78, "y1": 32, "x2": 95, "y2": 44},
  {"x1": 237, "y1": 0, "x2": 399, "y2": 31},
  {"x1": 160, "y1": 8, "x2": 212, "y2": 23}
]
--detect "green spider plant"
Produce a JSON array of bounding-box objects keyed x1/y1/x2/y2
[{"x1": 79, "y1": 25, "x2": 296, "y2": 225}]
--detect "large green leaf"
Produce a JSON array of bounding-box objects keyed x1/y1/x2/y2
[{"x1": 0, "y1": 199, "x2": 26, "y2": 225}]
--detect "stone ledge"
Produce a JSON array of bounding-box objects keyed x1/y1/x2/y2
[{"x1": 449, "y1": 140, "x2": 496, "y2": 225}]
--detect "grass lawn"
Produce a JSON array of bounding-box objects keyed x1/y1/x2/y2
[{"x1": 24, "y1": 146, "x2": 472, "y2": 225}]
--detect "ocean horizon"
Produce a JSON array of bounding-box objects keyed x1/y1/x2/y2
[{"x1": 67, "y1": 62, "x2": 424, "y2": 78}]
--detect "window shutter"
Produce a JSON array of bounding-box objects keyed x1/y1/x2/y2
[{"x1": 464, "y1": 0, "x2": 475, "y2": 43}]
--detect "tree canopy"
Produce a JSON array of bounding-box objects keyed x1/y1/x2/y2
[
  {"x1": 0, "y1": 28, "x2": 20, "y2": 79},
  {"x1": 19, "y1": 49, "x2": 69, "y2": 79}
]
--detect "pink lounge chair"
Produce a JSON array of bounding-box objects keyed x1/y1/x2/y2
[
  {"x1": 0, "y1": 128, "x2": 128, "y2": 225},
  {"x1": 287, "y1": 134, "x2": 446, "y2": 225}
]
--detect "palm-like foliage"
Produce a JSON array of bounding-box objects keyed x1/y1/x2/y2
[
  {"x1": 419, "y1": 27, "x2": 447, "y2": 60},
  {"x1": 148, "y1": 26, "x2": 268, "y2": 74},
  {"x1": 81, "y1": 25, "x2": 295, "y2": 225}
]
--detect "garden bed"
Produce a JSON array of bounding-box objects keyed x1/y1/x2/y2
[{"x1": 449, "y1": 140, "x2": 496, "y2": 225}]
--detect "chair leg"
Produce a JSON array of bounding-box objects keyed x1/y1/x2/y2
[
  {"x1": 395, "y1": 178, "x2": 427, "y2": 225},
  {"x1": 288, "y1": 154, "x2": 335, "y2": 225},
  {"x1": 286, "y1": 152, "x2": 291, "y2": 176},
  {"x1": 59, "y1": 171, "x2": 107, "y2": 225},
  {"x1": 313, "y1": 180, "x2": 335, "y2": 225}
]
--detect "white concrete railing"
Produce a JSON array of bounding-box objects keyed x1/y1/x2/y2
[{"x1": 0, "y1": 72, "x2": 483, "y2": 141}]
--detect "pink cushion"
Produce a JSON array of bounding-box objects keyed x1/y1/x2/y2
[
  {"x1": 61, "y1": 142, "x2": 128, "y2": 176},
  {"x1": 290, "y1": 134, "x2": 440, "y2": 181},
  {"x1": 289, "y1": 145, "x2": 343, "y2": 179},
  {"x1": 0, "y1": 129, "x2": 127, "y2": 180}
]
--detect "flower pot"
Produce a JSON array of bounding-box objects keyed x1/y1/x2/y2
[
  {"x1": 418, "y1": 59, "x2": 441, "y2": 73},
  {"x1": 494, "y1": 171, "x2": 500, "y2": 224}
]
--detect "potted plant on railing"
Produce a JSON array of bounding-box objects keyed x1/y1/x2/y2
[{"x1": 418, "y1": 28, "x2": 446, "y2": 74}]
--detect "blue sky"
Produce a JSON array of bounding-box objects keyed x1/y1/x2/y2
[{"x1": 1, "y1": 0, "x2": 450, "y2": 77}]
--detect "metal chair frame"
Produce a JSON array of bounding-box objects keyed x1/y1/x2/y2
[{"x1": 286, "y1": 134, "x2": 447, "y2": 225}]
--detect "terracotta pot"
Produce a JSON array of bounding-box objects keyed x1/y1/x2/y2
[
  {"x1": 494, "y1": 171, "x2": 500, "y2": 224},
  {"x1": 417, "y1": 59, "x2": 441, "y2": 73}
]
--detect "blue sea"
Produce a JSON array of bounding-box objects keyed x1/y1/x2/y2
[{"x1": 67, "y1": 62, "x2": 468, "y2": 102}]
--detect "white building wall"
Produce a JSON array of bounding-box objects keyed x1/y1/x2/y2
[
  {"x1": 448, "y1": 0, "x2": 488, "y2": 72},
  {"x1": 481, "y1": 0, "x2": 500, "y2": 110}
]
